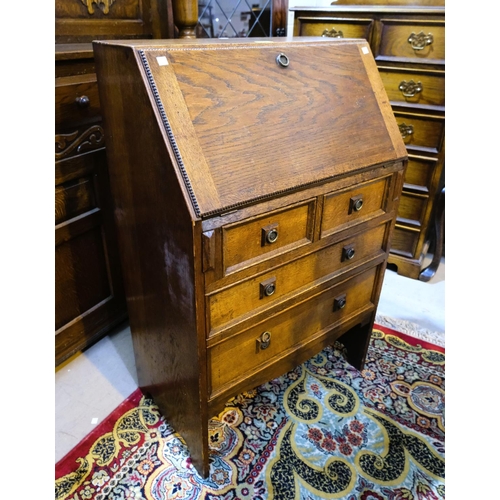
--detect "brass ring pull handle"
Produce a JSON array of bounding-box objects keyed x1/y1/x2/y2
[
  {"x1": 257, "y1": 331, "x2": 272, "y2": 350},
  {"x1": 349, "y1": 195, "x2": 364, "y2": 214},
  {"x1": 267, "y1": 228, "x2": 279, "y2": 244},
  {"x1": 264, "y1": 283, "x2": 276, "y2": 296},
  {"x1": 260, "y1": 276, "x2": 277, "y2": 298},
  {"x1": 399, "y1": 80, "x2": 423, "y2": 97},
  {"x1": 276, "y1": 53, "x2": 289, "y2": 68},
  {"x1": 333, "y1": 294, "x2": 347, "y2": 312},
  {"x1": 75, "y1": 95, "x2": 90, "y2": 108},
  {"x1": 399, "y1": 123, "x2": 414, "y2": 139},
  {"x1": 342, "y1": 245, "x2": 355, "y2": 262},
  {"x1": 321, "y1": 28, "x2": 344, "y2": 38},
  {"x1": 408, "y1": 31, "x2": 434, "y2": 51},
  {"x1": 261, "y1": 224, "x2": 279, "y2": 246}
]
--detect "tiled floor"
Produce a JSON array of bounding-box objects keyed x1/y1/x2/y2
[{"x1": 55, "y1": 257, "x2": 445, "y2": 463}]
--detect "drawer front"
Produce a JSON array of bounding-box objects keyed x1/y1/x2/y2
[
  {"x1": 398, "y1": 192, "x2": 428, "y2": 225},
  {"x1": 55, "y1": 76, "x2": 101, "y2": 129},
  {"x1": 208, "y1": 265, "x2": 378, "y2": 395},
  {"x1": 208, "y1": 222, "x2": 388, "y2": 333},
  {"x1": 295, "y1": 17, "x2": 373, "y2": 40},
  {"x1": 395, "y1": 113, "x2": 444, "y2": 153},
  {"x1": 222, "y1": 200, "x2": 315, "y2": 274},
  {"x1": 321, "y1": 176, "x2": 389, "y2": 237},
  {"x1": 391, "y1": 225, "x2": 420, "y2": 258},
  {"x1": 404, "y1": 154, "x2": 437, "y2": 191},
  {"x1": 378, "y1": 67, "x2": 444, "y2": 107},
  {"x1": 378, "y1": 20, "x2": 445, "y2": 63},
  {"x1": 55, "y1": 176, "x2": 96, "y2": 224}
]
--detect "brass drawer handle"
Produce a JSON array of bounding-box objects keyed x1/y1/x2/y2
[
  {"x1": 321, "y1": 27, "x2": 344, "y2": 38},
  {"x1": 399, "y1": 123, "x2": 414, "y2": 139},
  {"x1": 262, "y1": 223, "x2": 279, "y2": 245},
  {"x1": 75, "y1": 95, "x2": 90, "y2": 108},
  {"x1": 276, "y1": 53, "x2": 289, "y2": 68},
  {"x1": 342, "y1": 244, "x2": 355, "y2": 262},
  {"x1": 260, "y1": 277, "x2": 277, "y2": 298},
  {"x1": 399, "y1": 80, "x2": 423, "y2": 97},
  {"x1": 333, "y1": 294, "x2": 347, "y2": 312},
  {"x1": 349, "y1": 195, "x2": 364, "y2": 214},
  {"x1": 408, "y1": 31, "x2": 434, "y2": 51},
  {"x1": 257, "y1": 331, "x2": 272, "y2": 350}
]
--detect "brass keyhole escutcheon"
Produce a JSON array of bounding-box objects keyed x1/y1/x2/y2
[
  {"x1": 257, "y1": 331, "x2": 272, "y2": 350},
  {"x1": 276, "y1": 53, "x2": 289, "y2": 68}
]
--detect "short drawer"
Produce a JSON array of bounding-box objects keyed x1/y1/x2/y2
[
  {"x1": 321, "y1": 176, "x2": 389, "y2": 237},
  {"x1": 55, "y1": 176, "x2": 96, "y2": 224},
  {"x1": 398, "y1": 191, "x2": 428, "y2": 225},
  {"x1": 208, "y1": 265, "x2": 378, "y2": 396},
  {"x1": 208, "y1": 222, "x2": 388, "y2": 333},
  {"x1": 404, "y1": 154, "x2": 438, "y2": 192},
  {"x1": 390, "y1": 224, "x2": 420, "y2": 258},
  {"x1": 55, "y1": 74, "x2": 101, "y2": 129},
  {"x1": 295, "y1": 16, "x2": 373, "y2": 40},
  {"x1": 395, "y1": 112, "x2": 444, "y2": 154},
  {"x1": 222, "y1": 199, "x2": 315, "y2": 274},
  {"x1": 377, "y1": 19, "x2": 445, "y2": 63},
  {"x1": 378, "y1": 67, "x2": 445, "y2": 107}
]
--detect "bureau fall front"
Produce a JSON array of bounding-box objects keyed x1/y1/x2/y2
[{"x1": 93, "y1": 37, "x2": 407, "y2": 477}]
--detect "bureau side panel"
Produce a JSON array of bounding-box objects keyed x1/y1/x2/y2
[{"x1": 93, "y1": 43, "x2": 208, "y2": 473}]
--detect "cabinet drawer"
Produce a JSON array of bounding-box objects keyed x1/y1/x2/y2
[
  {"x1": 208, "y1": 265, "x2": 378, "y2": 395},
  {"x1": 391, "y1": 224, "x2": 420, "y2": 258},
  {"x1": 321, "y1": 176, "x2": 389, "y2": 237},
  {"x1": 55, "y1": 74, "x2": 101, "y2": 129},
  {"x1": 378, "y1": 67, "x2": 444, "y2": 107},
  {"x1": 55, "y1": 176, "x2": 96, "y2": 224},
  {"x1": 395, "y1": 112, "x2": 444, "y2": 154},
  {"x1": 404, "y1": 154, "x2": 437, "y2": 192},
  {"x1": 222, "y1": 200, "x2": 315, "y2": 274},
  {"x1": 377, "y1": 19, "x2": 445, "y2": 64},
  {"x1": 208, "y1": 222, "x2": 388, "y2": 333},
  {"x1": 295, "y1": 16, "x2": 373, "y2": 39},
  {"x1": 398, "y1": 191, "x2": 428, "y2": 225}
]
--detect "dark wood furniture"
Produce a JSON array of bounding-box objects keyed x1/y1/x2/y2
[
  {"x1": 292, "y1": 2, "x2": 445, "y2": 280},
  {"x1": 55, "y1": 0, "x2": 175, "y2": 365},
  {"x1": 94, "y1": 37, "x2": 407, "y2": 477}
]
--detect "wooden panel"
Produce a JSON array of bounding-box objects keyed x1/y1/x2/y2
[
  {"x1": 321, "y1": 176, "x2": 389, "y2": 237},
  {"x1": 295, "y1": 17, "x2": 373, "y2": 39},
  {"x1": 208, "y1": 265, "x2": 378, "y2": 395},
  {"x1": 208, "y1": 222, "x2": 388, "y2": 333},
  {"x1": 378, "y1": 66, "x2": 444, "y2": 107},
  {"x1": 404, "y1": 154, "x2": 437, "y2": 192},
  {"x1": 377, "y1": 19, "x2": 445, "y2": 64},
  {"x1": 222, "y1": 200, "x2": 315, "y2": 274}
]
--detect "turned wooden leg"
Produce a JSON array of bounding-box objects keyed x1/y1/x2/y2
[
  {"x1": 419, "y1": 186, "x2": 445, "y2": 282},
  {"x1": 172, "y1": 0, "x2": 198, "y2": 38}
]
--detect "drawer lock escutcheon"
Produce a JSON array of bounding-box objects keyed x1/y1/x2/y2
[
  {"x1": 276, "y1": 53, "x2": 290, "y2": 68},
  {"x1": 349, "y1": 195, "x2": 364, "y2": 214},
  {"x1": 408, "y1": 31, "x2": 434, "y2": 51},
  {"x1": 333, "y1": 294, "x2": 347, "y2": 312},
  {"x1": 399, "y1": 80, "x2": 423, "y2": 97},
  {"x1": 257, "y1": 331, "x2": 272, "y2": 350},
  {"x1": 342, "y1": 244, "x2": 356, "y2": 262},
  {"x1": 262, "y1": 223, "x2": 279, "y2": 245},
  {"x1": 260, "y1": 276, "x2": 277, "y2": 298}
]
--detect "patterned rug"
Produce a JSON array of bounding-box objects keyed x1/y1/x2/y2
[{"x1": 55, "y1": 324, "x2": 445, "y2": 499}]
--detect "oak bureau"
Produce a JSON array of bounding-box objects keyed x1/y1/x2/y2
[{"x1": 93, "y1": 37, "x2": 407, "y2": 477}]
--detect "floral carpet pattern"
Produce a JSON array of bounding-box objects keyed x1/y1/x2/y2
[{"x1": 55, "y1": 325, "x2": 445, "y2": 499}]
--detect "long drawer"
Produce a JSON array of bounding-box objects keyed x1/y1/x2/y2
[
  {"x1": 207, "y1": 222, "x2": 389, "y2": 334},
  {"x1": 208, "y1": 265, "x2": 378, "y2": 397}
]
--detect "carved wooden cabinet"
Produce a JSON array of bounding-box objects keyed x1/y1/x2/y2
[
  {"x1": 93, "y1": 37, "x2": 407, "y2": 477},
  {"x1": 292, "y1": 3, "x2": 445, "y2": 280},
  {"x1": 55, "y1": 0, "x2": 175, "y2": 365}
]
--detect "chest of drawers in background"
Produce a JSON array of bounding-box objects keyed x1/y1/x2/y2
[
  {"x1": 292, "y1": 4, "x2": 445, "y2": 280},
  {"x1": 93, "y1": 37, "x2": 407, "y2": 478}
]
